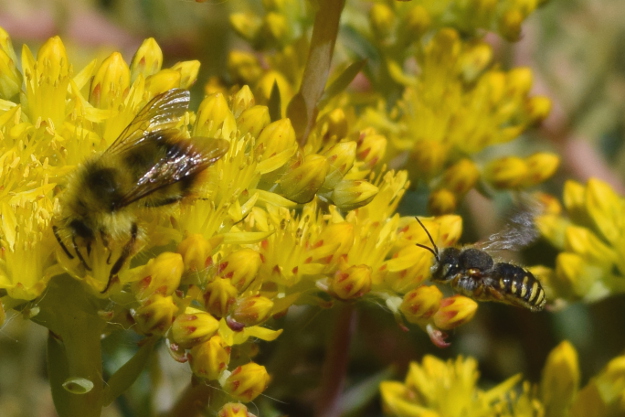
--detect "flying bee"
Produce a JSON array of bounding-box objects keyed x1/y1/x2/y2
[
  {"x1": 414, "y1": 216, "x2": 546, "y2": 312},
  {"x1": 53, "y1": 88, "x2": 229, "y2": 293}
]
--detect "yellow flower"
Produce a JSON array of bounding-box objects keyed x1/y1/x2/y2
[
  {"x1": 189, "y1": 334, "x2": 232, "y2": 381},
  {"x1": 223, "y1": 362, "x2": 271, "y2": 403},
  {"x1": 540, "y1": 341, "x2": 579, "y2": 416},
  {"x1": 400, "y1": 285, "x2": 443, "y2": 324},
  {"x1": 230, "y1": 295, "x2": 275, "y2": 327},
  {"x1": 131, "y1": 252, "x2": 184, "y2": 300},
  {"x1": 133, "y1": 294, "x2": 178, "y2": 336},
  {"x1": 170, "y1": 307, "x2": 220, "y2": 348},
  {"x1": 217, "y1": 403, "x2": 257, "y2": 417},
  {"x1": 331, "y1": 264, "x2": 373, "y2": 300},
  {"x1": 432, "y1": 296, "x2": 478, "y2": 330}
]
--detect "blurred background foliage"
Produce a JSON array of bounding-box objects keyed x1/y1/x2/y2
[{"x1": 1, "y1": 0, "x2": 625, "y2": 416}]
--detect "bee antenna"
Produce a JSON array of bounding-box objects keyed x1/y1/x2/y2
[{"x1": 414, "y1": 217, "x2": 440, "y2": 260}]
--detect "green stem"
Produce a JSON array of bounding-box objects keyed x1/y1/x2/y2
[
  {"x1": 315, "y1": 303, "x2": 357, "y2": 417},
  {"x1": 288, "y1": 0, "x2": 346, "y2": 146},
  {"x1": 33, "y1": 275, "x2": 107, "y2": 417}
]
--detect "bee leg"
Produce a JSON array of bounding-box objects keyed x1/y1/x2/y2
[
  {"x1": 71, "y1": 235, "x2": 92, "y2": 271},
  {"x1": 52, "y1": 225, "x2": 74, "y2": 260},
  {"x1": 101, "y1": 223, "x2": 138, "y2": 293},
  {"x1": 100, "y1": 230, "x2": 113, "y2": 264}
]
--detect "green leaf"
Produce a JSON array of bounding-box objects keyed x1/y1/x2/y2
[
  {"x1": 318, "y1": 59, "x2": 367, "y2": 110},
  {"x1": 102, "y1": 337, "x2": 158, "y2": 406},
  {"x1": 62, "y1": 377, "x2": 95, "y2": 394},
  {"x1": 268, "y1": 80, "x2": 282, "y2": 122}
]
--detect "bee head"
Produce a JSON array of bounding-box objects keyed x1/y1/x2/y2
[{"x1": 433, "y1": 247, "x2": 462, "y2": 282}]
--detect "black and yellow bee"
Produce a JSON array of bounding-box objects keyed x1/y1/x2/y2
[
  {"x1": 53, "y1": 88, "x2": 229, "y2": 292},
  {"x1": 415, "y1": 217, "x2": 546, "y2": 312}
]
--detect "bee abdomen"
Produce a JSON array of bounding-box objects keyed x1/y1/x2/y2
[{"x1": 493, "y1": 263, "x2": 546, "y2": 311}]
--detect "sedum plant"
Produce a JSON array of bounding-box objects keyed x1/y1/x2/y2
[{"x1": 0, "y1": 1, "x2": 624, "y2": 416}]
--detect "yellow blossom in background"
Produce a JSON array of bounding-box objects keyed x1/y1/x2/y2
[
  {"x1": 536, "y1": 178, "x2": 625, "y2": 305},
  {"x1": 381, "y1": 341, "x2": 625, "y2": 417}
]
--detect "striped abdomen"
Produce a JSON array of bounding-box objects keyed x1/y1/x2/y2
[{"x1": 490, "y1": 263, "x2": 546, "y2": 312}]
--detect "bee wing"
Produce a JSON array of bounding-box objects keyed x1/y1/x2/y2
[
  {"x1": 105, "y1": 89, "x2": 190, "y2": 156},
  {"x1": 116, "y1": 135, "x2": 229, "y2": 208},
  {"x1": 478, "y1": 208, "x2": 540, "y2": 252}
]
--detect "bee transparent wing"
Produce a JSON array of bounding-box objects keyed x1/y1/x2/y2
[
  {"x1": 105, "y1": 89, "x2": 191, "y2": 156},
  {"x1": 478, "y1": 208, "x2": 540, "y2": 252},
  {"x1": 115, "y1": 136, "x2": 229, "y2": 208}
]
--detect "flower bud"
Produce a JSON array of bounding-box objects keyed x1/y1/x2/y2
[
  {"x1": 260, "y1": 12, "x2": 289, "y2": 46},
  {"x1": 255, "y1": 118, "x2": 297, "y2": 158},
  {"x1": 130, "y1": 37, "x2": 163, "y2": 82},
  {"x1": 238, "y1": 105, "x2": 271, "y2": 139},
  {"x1": 330, "y1": 179, "x2": 379, "y2": 211},
  {"x1": 189, "y1": 335, "x2": 231, "y2": 381},
  {"x1": 321, "y1": 142, "x2": 357, "y2": 190},
  {"x1": 177, "y1": 234, "x2": 214, "y2": 272},
  {"x1": 460, "y1": 42, "x2": 492, "y2": 83},
  {"x1": 410, "y1": 140, "x2": 449, "y2": 178},
  {"x1": 526, "y1": 95, "x2": 551, "y2": 124},
  {"x1": 499, "y1": 9, "x2": 523, "y2": 41},
  {"x1": 133, "y1": 252, "x2": 184, "y2": 299},
  {"x1": 540, "y1": 341, "x2": 580, "y2": 414},
  {"x1": 432, "y1": 295, "x2": 478, "y2": 330},
  {"x1": 228, "y1": 50, "x2": 262, "y2": 84},
  {"x1": 91, "y1": 52, "x2": 130, "y2": 109},
  {"x1": 229, "y1": 13, "x2": 261, "y2": 43},
  {"x1": 218, "y1": 403, "x2": 257, "y2": 417},
  {"x1": 433, "y1": 215, "x2": 462, "y2": 247},
  {"x1": 204, "y1": 278, "x2": 238, "y2": 318},
  {"x1": 231, "y1": 85, "x2": 256, "y2": 118},
  {"x1": 134, "y1": 294, "x2": 178, "y2": 336},
  {"x1": 428, "y1": 188, "x2": 457, "y2": 215},
  {"x1": 170, "y1": 60, "x2": 201, "y2": 89},
  {"x1": 522, "y1": 153, "x2": 559, "y2": 187},
  {"x1": 400, "y1": 285, "x2": 443, "y2": 324},
  {"x1": 331, "y1": 265, "x2": 372, "y2": 300},
  {"x1": 0, "y1": 48, "x2": 20, "y2": 99},
  {"x1": 370, "y1": 3, "x2": 395, "y2": 39},
  {"x1": 507, "y1": 67, "x2": 533, "y2": 96},
  {"x1": 38, "y1": 36, "x2": 70, "y2": 85},
  {"x1": 319, "y1": 108, "x2": 349, "y2": 142},
  {"x1": 280, "y1": 154, "x2": 329, "y2": 204},
  {"x1": 442, "y1": 159, "x2": 480, "y2": 195},
  {"x1": 404, "y1": 5, "x2": 431, "y2": 38},
  {"x1": 145, "y1": 69, "x2": 182, "y2": 97},
  {"x1": 195, "y1": 93, "x2": 237, "y2": 140},
  {"x1": 256, "y1": 70, "x2": 293, "y2": 106},
  {"x1": 218, "y1": 249, "x2": 262, "y2": 292},
  {"x1": 484, "y1": 156, "x2": 528, "y2": 189},
  {"x1": 230, "y1": 295, "x2": 274, "y2": 326},
  {"x1": 171, "y1": 307, "x2": 220, "y2": 348},
  {"x1": 357, "y1": 131, "x2": 387, "y2": 169},
  {"x1": 223, "y1": 362, "x2": 270, "y2": 403}
]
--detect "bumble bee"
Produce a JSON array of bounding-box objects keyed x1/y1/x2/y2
[
  {"x1": 53, "y1": 88, "x2": 229, "y2": 293},
  {"x1": 414, "y1": 217, "x2": 546, "y2": 312}
]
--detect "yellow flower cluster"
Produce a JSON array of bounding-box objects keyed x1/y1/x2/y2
[
  {"x1": 365, "y1": 0, "x2": 548, "y2": 42},
  {"x1": 360, "y1": 26, "x2": 557, "y2": 213},
  {"x1": 381, "y1": 341, "x2": 625, "y2": 417},
  {"x1": 536, "y1": 178, "x2": 625, "y2": 305},
  {"x1": 0, "y1": 29, "x2": 483, "y2": 409},
  {"x1": 225, "y1": 1, "x2": 559, "y2": 216}
]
